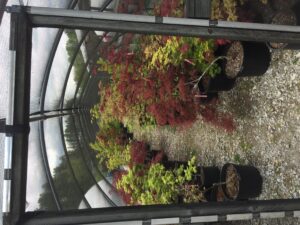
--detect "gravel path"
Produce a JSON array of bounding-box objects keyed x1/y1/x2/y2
[{"x1": 134, "y1": 49, "x2": 300, "y2": 224}]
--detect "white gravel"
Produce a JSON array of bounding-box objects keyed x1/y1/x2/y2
[{"x1": 134, "y1": 49, "x2": 300, "y2": 225}]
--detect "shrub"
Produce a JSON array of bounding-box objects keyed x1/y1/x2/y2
[
  {"x1": 90, "y1": 120, "x2": 131, "y2": 170},
  {"x1": 116, "y1": 157, "x2": 198, "y2": 205}
]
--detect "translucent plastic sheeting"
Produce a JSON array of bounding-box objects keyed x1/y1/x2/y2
[
  {"x1": 29, "y1": 0, "x2": 73, "y2": 112},
  {"x1": 26, "y1": 122, "x2": 57, "y2": 211},
  {"x1": 43, "y1": 117, "x2": 88, "y2": 210}
]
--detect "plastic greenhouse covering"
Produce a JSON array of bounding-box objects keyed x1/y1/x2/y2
[{"x1": 0, "y1": 0, "x2": 300, "y2": 225}]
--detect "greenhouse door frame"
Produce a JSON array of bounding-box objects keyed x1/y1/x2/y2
[{"x1": 4, "y1": 5, "x2": 300, "y2": 225}]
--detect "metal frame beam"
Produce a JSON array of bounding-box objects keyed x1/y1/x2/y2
[
  {"x1": 26, "y1": 6, "x2": 300, "y2": 43},
  {"x1": 21, "y1": 199, "x2": 300, "y2": 225},
  {"x1": 7, "y1": 8, "x2": 32, "y2": 225}
]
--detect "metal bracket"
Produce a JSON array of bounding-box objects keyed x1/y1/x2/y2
[
  {"x1": 0, "y1": 124, "x2": 30, "y2": 136},
  {"x1": 5, "y1": 5, "x2": 23, "y2": 13},
  {"x1": 4, "y1": 169, "x2": 12, "y2": 180},
  {"x1": 155, "y1": 16, "x2": 163, "y2": 24},
  {"x1": 209, "y1": 19, "x2": 218, "y2": 27},
  {"x1": 180, "y1": 217, "x2": 191, "y2": 224},
  {"x1": 142, "y1": 219, "x2": 151, "y2": 225}
]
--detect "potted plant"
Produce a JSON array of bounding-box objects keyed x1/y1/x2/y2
[
  {"x1": 90, "y1": 120, "x2": 132, "y2": 171},
  {"x1": 220, "y1": 41, "x2": 271, "y2": 78},
  {"x1": 129, "y1": 140, "x2": 168, "y2": 166},
  {"x1": 162, "y1": 160, "x2": 221, "y2": 190},
  {"x1": 199, "y1": 73, "x2": 236, "y2": 93},
  {"x1": 115, "y1": 156, "x2": 214, "y2": 205},
  {"x1": 220, "y1": 163, "x2": 263, "y2": 200}
]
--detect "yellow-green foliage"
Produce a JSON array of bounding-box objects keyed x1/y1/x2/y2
[
  {"x1": 90, "y1": 118, "x2": 131, "y2": 171},
  {"x1": 117, "y1": 156, "x2": 198, "y2": 205},
  {"x1": 90, "y1": 96, "x2": 131, "y2": 171},
  {"x1": 145, "y1": 36, "x2": 220, "y2": 77},
  {"x1": 91, "y1": 139, "x2": 131, "y2": 171}
]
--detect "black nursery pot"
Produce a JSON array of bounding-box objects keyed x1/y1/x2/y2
[
  {"x1": 189, "y1": 166, "x2": 221, "y2": 188},
  {"x1": 205, "y1": 185, "x2": 218, "y2": 202},
  {"x1": 201, "y1": 166, "x2": 221, "y2": 188},
  {"x1": 221, "y1": 163, "x2": 263, "y2": 200},
  {"x1": 199, "y1": 74, "x2": 236, "y2": 93},
  {"x1": 206, "y1": 185, "x2": 228, "y2": 202},
  {"x1": 222, "y1": 41, "x2": 271, "y2": 78}
]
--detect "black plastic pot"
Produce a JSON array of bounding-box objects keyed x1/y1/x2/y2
[
  {"x1": 221, "y1": 163, "x2": 263, "y2": 200},
  {"x1": 177, "y1": 195, "x2": 184, "y2": 204},
  {"x1": 197, "y1": 92, "x2": 219, "y2": 104},
  {"x1": 205, "y1": 185, "x2": 221, "y2": 202},
  {"x1": 201, "y1": 166, "x2": 221, "y2": 188},
  {"x1": 204, "y1": 187, "x2": 215, "y2": 202},
  {"x1": 199, "y1": 74, "x2": 236, "y2": 93},
  {"x1": 222, "y1": 41, "x2": 271, "y2": 78}
]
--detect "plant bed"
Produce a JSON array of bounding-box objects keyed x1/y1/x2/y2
[
  {"x1": 220, "y1": 163, "x2": 263, "y2": 200},
  {"x1": 221, "y1": 41, "x2": 271, "y2": 78}
]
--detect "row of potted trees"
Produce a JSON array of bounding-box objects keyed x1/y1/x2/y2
[
  {"x1": 89, "y1": 117, "x2": 263, "y2": 205},
  {"x1": 113, "y1": 145, "x2": 263, "y2": 205},
  {"x1": 115, "y1": 157, "x2": 263, "y2": 205}
]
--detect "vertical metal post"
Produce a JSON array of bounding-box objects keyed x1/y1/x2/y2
[{"x1": 7, "y1": 6, "x2": 32, "y2": 225}]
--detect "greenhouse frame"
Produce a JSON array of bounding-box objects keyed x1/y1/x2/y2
[{"x1": 1, "y1": 1, "x2": 300, "y2": 225}]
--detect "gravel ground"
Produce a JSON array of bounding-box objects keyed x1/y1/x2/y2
[{"x1": 134, "y1": 49, "x2": 300, "y2": 224}]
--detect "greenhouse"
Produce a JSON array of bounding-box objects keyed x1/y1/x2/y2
[{"x1": 0, "y1": 0, "x2": 300, "y2": 225}]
